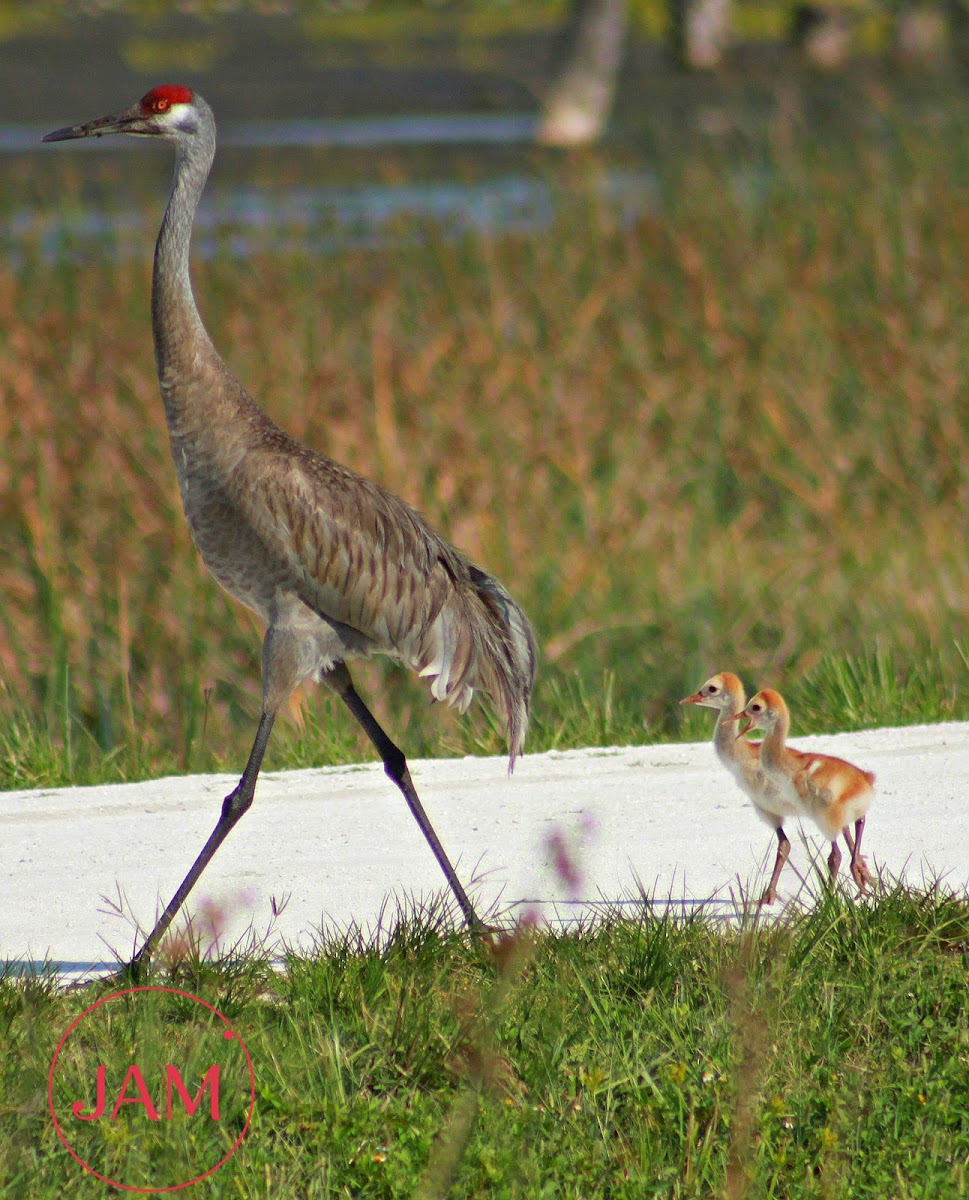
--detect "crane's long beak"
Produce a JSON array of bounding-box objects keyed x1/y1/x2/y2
[{"x1": 43, "y1": 105, "x2": 155, "y2": 143}]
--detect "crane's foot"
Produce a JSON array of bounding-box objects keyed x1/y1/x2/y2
[
  {"x1": 851, "y1": 855, "x2": 874, "y2": 893},
  {"x1": 758, "y1": 886, "x2": 778, "y2": 907},
  {"x1": 65, "y1": 957, "x2": 146, "y2": 995},
  {"x1": 123, "y1": 950, "x2": 150, "y2": 984},
  {"x1": 103, "y1": 952, "x2": 150, "y2": 987}
]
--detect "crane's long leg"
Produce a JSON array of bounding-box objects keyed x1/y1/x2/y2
[
  {"x1": 759, "y1": 825, "x2": 790, "y2": 907},
  {"x1": 128, "y1": 710, "x2": 276, "y2": 972},
  {"x1": 330, "y1": 668, "x2": 487, "y2": 934}
]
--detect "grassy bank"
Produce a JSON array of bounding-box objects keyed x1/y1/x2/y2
[
  {"x1": 1, "y1": 78, "x2": 967, "y2": 789},
  {"x1": 3, "y1": 883, "x2": 969, "y2": 1197}
]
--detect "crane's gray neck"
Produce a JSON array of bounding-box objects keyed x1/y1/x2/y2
[{"x1": 151, "y1": 100, "x2": 220, "y2": 424}]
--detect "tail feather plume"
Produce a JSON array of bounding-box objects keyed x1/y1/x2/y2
[{"x1": 416, "y1": 563, "x2": 536, "y2": 767}]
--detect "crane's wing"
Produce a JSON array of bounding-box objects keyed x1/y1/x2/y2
[{"x1": 240, "y1": 444, "x2": 536, "y2": 759}]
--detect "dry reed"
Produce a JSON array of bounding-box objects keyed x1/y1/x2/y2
[{"x1": 1, "y1": 106, "x2": 967, "y2": 783}]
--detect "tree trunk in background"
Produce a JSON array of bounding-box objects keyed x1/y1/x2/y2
[
  {"x1": 945, "y1": 0, "x2": 969, "y2": 71},
  {"x1": 536, "y1": 0, "x2": 628, "y2": 146},
  {"x1": 670, "y1": 0, "x2": 732, "y2": 68},
  {"x1": 791, "y1": 4, "x2": 853, "y2": 68}
]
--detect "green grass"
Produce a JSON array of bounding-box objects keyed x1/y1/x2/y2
[{"x1": 3, "y1": 881, "x2": 969, "y2": 1197}]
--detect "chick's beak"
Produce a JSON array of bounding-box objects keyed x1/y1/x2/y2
[
  {"x1": 721, "y1": 711, "x2": 753, "y2": 738},
  {"x1": 679, "y1": 692, "x2": 702, "y2": 706}
]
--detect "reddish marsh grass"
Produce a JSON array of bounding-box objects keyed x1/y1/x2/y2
[{"x1": 1, "y1": 115, "x2": 967, "y2": 783}]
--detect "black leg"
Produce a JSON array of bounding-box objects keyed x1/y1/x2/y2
[
  {"x1": 331, "y1": 669, "x2": 487, "y2": 933},
  {"x1": 128, "y1": 710, "x2": 276, "y2": 973}
]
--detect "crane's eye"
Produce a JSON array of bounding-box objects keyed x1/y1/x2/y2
[{"x1": 152, "y1": 97, "x2": 171, "y2": 113}]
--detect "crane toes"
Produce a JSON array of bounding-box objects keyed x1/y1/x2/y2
[{"x1": 851, "y1": 855, "x2": 874, "y2": 893}]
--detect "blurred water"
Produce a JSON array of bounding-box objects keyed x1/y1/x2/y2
[
  {"x1": 224, "y1": 112, "x2": 540, "y2": 148},
  {"x1": 4, "y1": 164, "x2": 662, "y2": 265},
  {"x1": 1, "y1": 109, "x2": 788, "y2": 265},
  {"x1": 0, "y1": 112, "x2": 540, "y2": 154}
]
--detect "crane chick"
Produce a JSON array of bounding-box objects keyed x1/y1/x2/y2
[
  {"x1": 681, "y1": 672, "x2": 798, "y2": 905},
  {"x1": 735, "y1": 689, "x2": 875, "y2": 894}
]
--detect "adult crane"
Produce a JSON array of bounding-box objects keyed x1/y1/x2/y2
[{"x1": 44, "y1": 85, "x2": 537, "y2": 969}]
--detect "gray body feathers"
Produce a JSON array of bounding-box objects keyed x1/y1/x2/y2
[{"x1": 153, "y1": 99, "x2": 536, "y2": 764}]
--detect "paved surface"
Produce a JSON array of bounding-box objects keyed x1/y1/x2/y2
[{"x1": 3, "y1": 723, "x2": 967, "y2": 976}]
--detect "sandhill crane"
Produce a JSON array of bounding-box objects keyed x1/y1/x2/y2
[
  {"x1": 681, "y1": 672, "x2": 798, "y2": 905},
  {"x1": 734, "y1": 689, "x2": 875, "y2": 894},
  {"x1": 44, "y1": 85, "x2": 537, "y2": 968}
]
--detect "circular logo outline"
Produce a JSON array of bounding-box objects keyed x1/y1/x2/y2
[{"x1": 48, "y1": 986, "x2": 255, "y2": 1193}]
